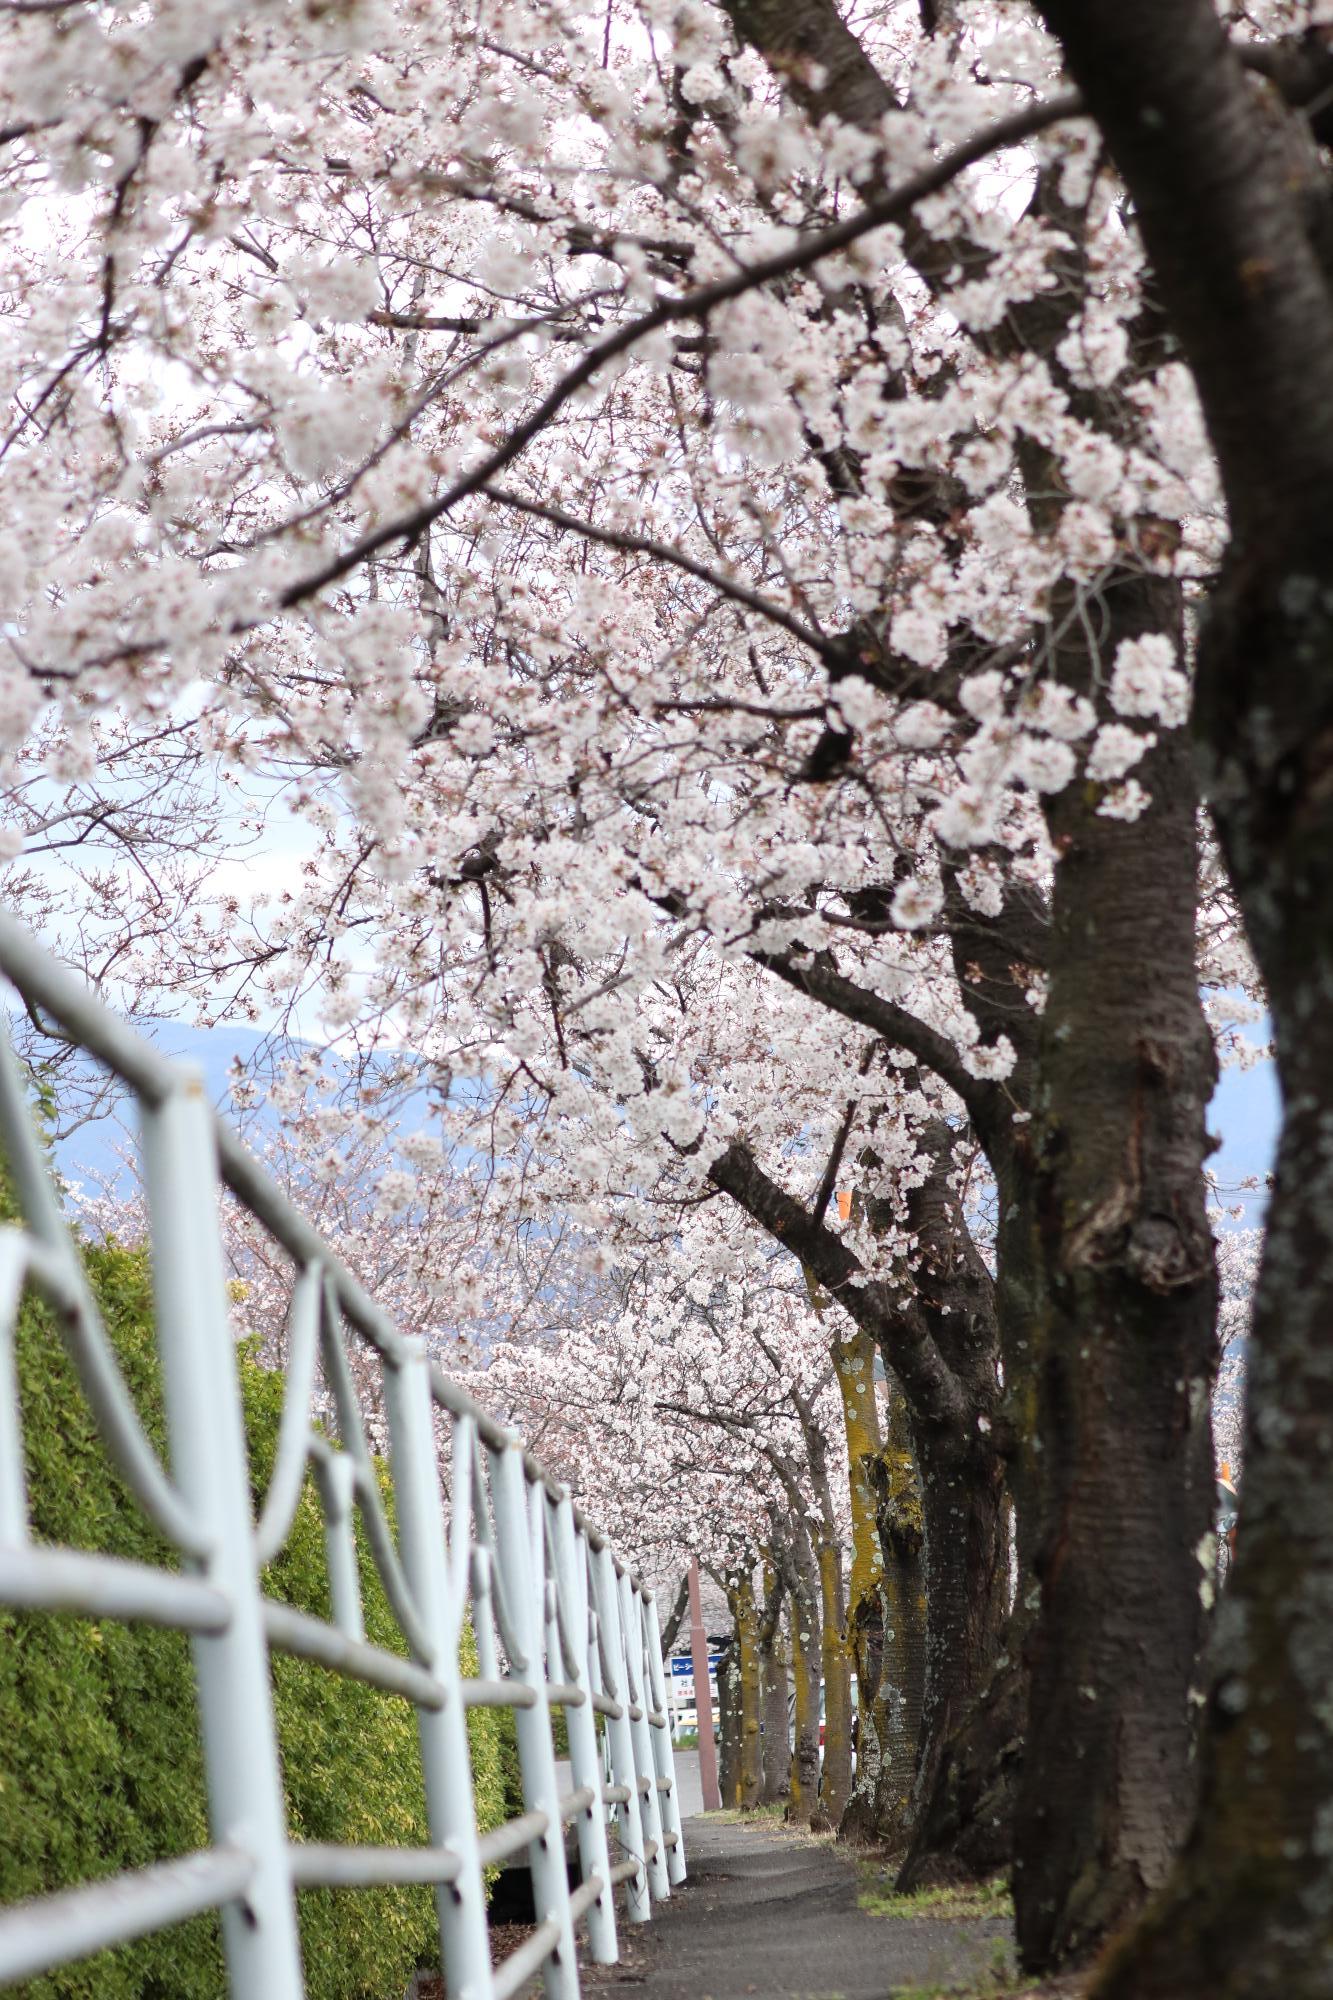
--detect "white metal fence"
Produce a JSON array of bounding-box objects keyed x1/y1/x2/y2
[{"x1": 0, "y1": 914, "x2": 685, "y2": 1998}]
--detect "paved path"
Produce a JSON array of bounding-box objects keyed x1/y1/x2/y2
[{"x1": 587, "y1": 1815, "x2": 1011, "y2": 1999}]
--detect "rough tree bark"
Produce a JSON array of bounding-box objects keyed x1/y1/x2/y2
[
  {"x1": 726, "y1": 1567, "x2": 764, "y2": 1810},
  {"x1": 898, "y1": 1618, "x2": 1027, "y2": 1890},
  {"x1": 781, "y1": 1520, "x2": 824, "y2": 1820},
  {"x1": 889, "y1": 1129, "x2": 1011, "y2": 1836},
  {"x1": 715, "y1": 1631, "x2": 740, "y2": 1809},
  {"x1": 867, "y1": 1385, "x2": 927, "y2": 1844},
  {"x1": 1012, "y1": 586, "x2": 1218, "y2": 1969},
  {"x1": 829, "y1": 1326, "x2": 896, "y2": 1845},
  {"x1": 1026, "y1": 5, "x2": 1333, "y2": 1992},
  {"x1": 909, "y1": 1419, "x2": 1007, "y2": 1829},
  {"x1": 758, "y1": 1551, "x2": 790, "y2": 1806},
  {"x1": 816, "y1": 1536, "x2": 853, "y2": 1824}
]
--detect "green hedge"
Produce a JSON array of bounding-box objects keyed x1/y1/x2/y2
[
  {"x1": 0, "y1": 1235, "x2": 507, "y2": 1999},
  {"x1": 492, "y1": 1697, "x2": 572, "y2": 1827}
]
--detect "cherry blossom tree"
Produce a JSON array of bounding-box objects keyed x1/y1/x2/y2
[
  {"x1": 3, "y1": 0, "x2": 1315, "y2": 1981},
  {"x1": 1211, "y1": 1223, "x2": 1258, "y2": 1489},
  {"x1": 469, "y1": 1217, "x2": 858, "y2": 1817},
  {"x1": 1020, "y1": 6, "x2": 1333, "y2": 1996}
]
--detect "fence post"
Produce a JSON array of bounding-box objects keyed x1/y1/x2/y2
[
  {"x1": 489, "y1": 1442, "x2": 580, "y2": 2000},
  {"x1": 383, "y1": 1341, "x2": 496, "y2": 2000},
  {"x1": 643, "y1": 1592, "x2": 687, "y2": 1887},
  {"x1": 619, "y1": 1571, "x2": 670, "y2": 1904},
  {"x1": 551, "y1": 1497, "x2": 619, "y2": 1964},
  {"x1": 593, "y1": 1543, "x2": 650, "y2": 1923},
  {"x1": 138, "y1": 1074, "x2": 304, "y2": 1997}
]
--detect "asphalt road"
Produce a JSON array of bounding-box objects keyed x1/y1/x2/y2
[{"x1": 583, "y1": 1813, "x2": 1012, "y2": 2000}]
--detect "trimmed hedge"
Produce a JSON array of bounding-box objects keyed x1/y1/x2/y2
[{"x1": 0, "y1": 1234, "x2": 507, "y2": 1999}]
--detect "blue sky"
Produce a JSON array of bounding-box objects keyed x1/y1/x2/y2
[
  {"x1": 52, "y1": 1013, "x2": 1283, "y2": 1246},
  {"x1": 1209, "y1": 1055, "x2": 1278, "y2": 1225}
]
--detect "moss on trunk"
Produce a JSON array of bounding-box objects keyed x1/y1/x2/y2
[
  {"x1": 727, "y1": 1569, "x2": 764, "y2": 1811},
  {"x1": 818, "y1": 1538, "x2": 853, "y2": 1822},
  {"x1": 758, "y1": 1553, "x2": 790, "y2": 1806}
]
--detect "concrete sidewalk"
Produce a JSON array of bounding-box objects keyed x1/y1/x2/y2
[{"x1": 586, "y1": 1814, "x2": 1012, "y2": 1999}]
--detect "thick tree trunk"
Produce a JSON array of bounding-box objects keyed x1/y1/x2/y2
[
  {"x1": 1011, "y1": 610, "x2": 1218, "y2": 1971},
  {"x1": 892, "y1": 1416, "x2": 1010, "y2": 1884},
  {"x1": 832, "y1": 1329, "x2": 896, "y2": 1844},
  {"x1": 912, "y1": 1426, "x2": 1008, "y2": 1821},
  {"x1": 728, "y1": 1571, "x2": 764, "y2": 1810},
  {"x1": 898, "y1": 1614, "x2": 1027, "y2": 1890},
  {"x1": 760, "y1": 1643, "x2": 790, "y2": 1805},
  {"x1": 777, "y1": 1474, "x2": 831, "y2": 1825},
  {"x1": 716, "y1": 1636, "x2": 741, "y2": 1809},
  {"x1": 1018, "y1": 3, "x2": 1333, "y2": 1986},
  {"x1": 758, "y1": 1557, "x2": 790, "y2": 1806},
  {"x1": 857, "y1": 1388, "x2": 926, "y2": 1846},
  {"x1": 1086, "y1": 574, "x2": 1333, "y2": 1999},
  {"x1": 787, "y1": 1567, "x2": 823, "y2": 1821},
  {"x1": 817, "y1": 1538, "x2": 853, "y2": 1822},
  {"x1": 1094, "y1": 1045, "x2": 1333, "y2": 1999},
  {"x1": 1016, "y1": 1310, "x2": 1213, "y2": 1966},
  {"x1": 871, "y1": 1130, "x2": 1012, "y2": 1873},
  {"x1": 873, "y1": 1552, "x2": 926, "y2": 1842},
  {"x1": 895, "y1": 1169, "x2": 1039, "y2": 1887}
]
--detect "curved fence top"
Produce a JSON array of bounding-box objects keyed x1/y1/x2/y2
[{"x1": 0, "y1": 911, "x2": 685, "y2": 2000}]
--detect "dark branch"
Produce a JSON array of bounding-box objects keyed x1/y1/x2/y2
[
  {"x1": 483, "y1": 483, "x2": 836, "y2": 659},
  {"x1": 658, "y1": 1571, "x2": 691, "y2": 1654},
  {"x1": 706, "y1": 1136, "x2": 970, "y2": 1433},
  {"x1": 749, "y1": 948, "x2": 989, "y2": 1121}
]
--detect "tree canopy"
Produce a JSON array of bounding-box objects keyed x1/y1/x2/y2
[{"x1": 3, "y1": 0, "x2": 1329, "y2": 1992}]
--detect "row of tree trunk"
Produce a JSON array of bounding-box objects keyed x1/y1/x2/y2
[
  {"x1": 699, "y1": 0, "x2": 1223, "y2": 1969},
  {"x1": 695, "y1": 12, "x2": 1333, "y2": 1988}
]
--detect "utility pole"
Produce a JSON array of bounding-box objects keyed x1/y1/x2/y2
[{"x1": 688, "y1": 1558, "x2": 721, "y2": 1811}]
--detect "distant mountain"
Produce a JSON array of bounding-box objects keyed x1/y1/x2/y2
[
  {"x1": 51, "y1": 1020, "x2": 315, "y2": 1193},
  {"x1": 45, "y1": 1024, "x2": 368, "y2": 1192}
]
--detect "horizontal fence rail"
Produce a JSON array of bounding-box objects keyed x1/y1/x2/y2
[{"x1": 0, "y1": 913, "x2": 685, "y2": 1998}]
